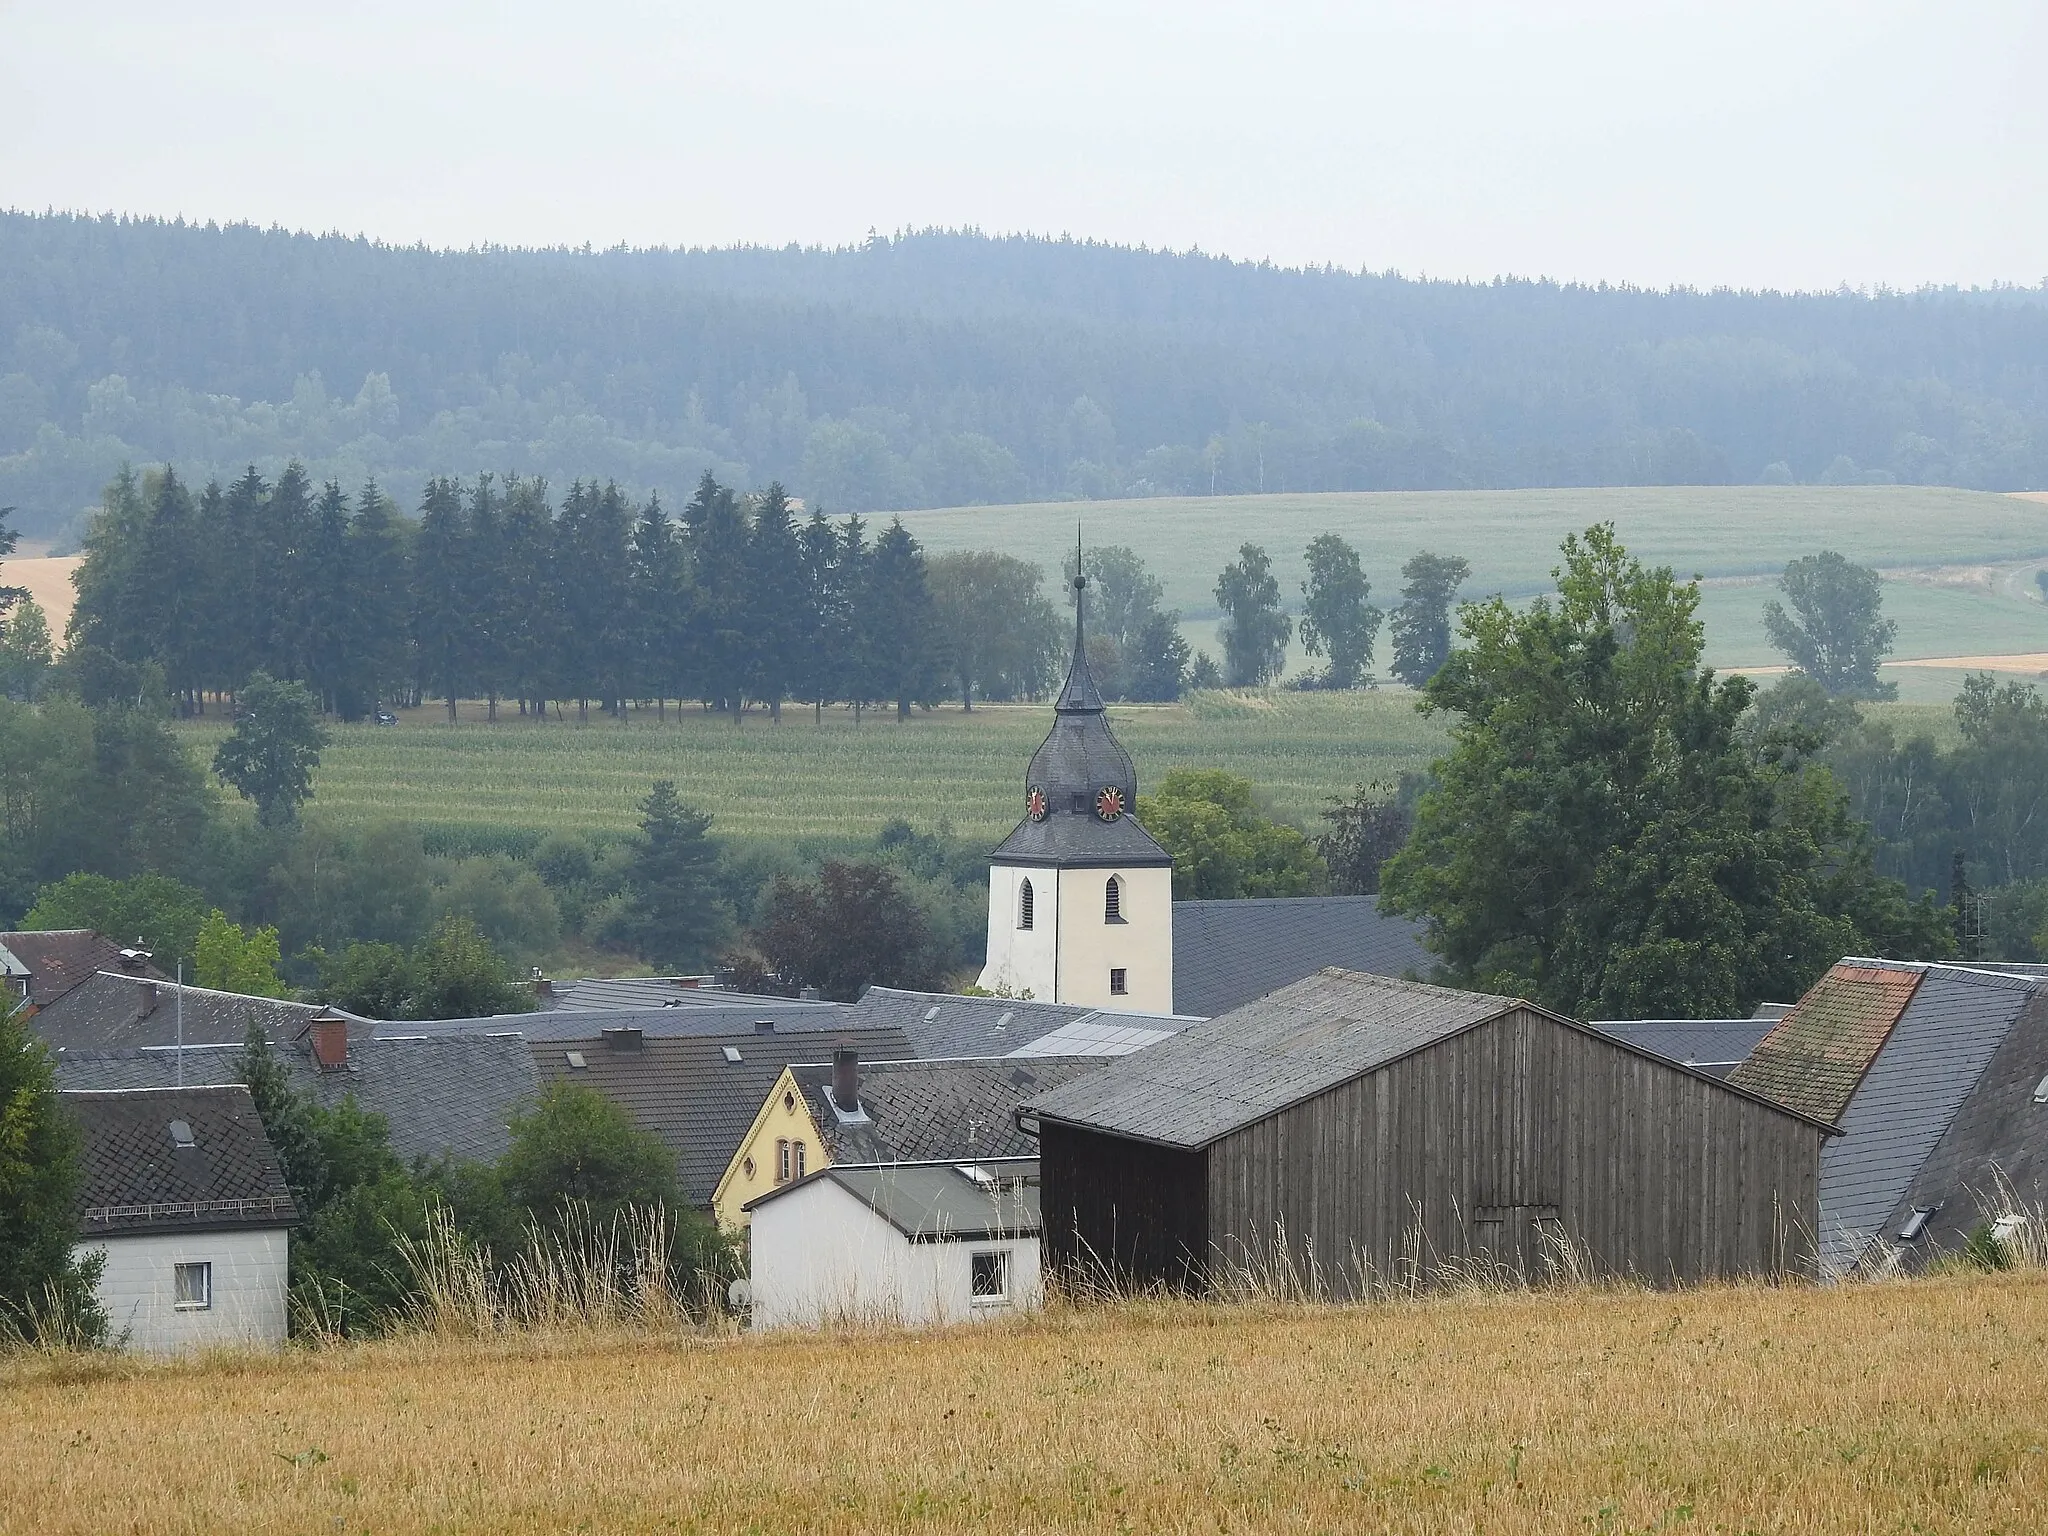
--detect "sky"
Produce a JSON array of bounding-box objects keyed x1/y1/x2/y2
[{"x1": 3, "y1": 0, "x2": 2042, "y2": 291}]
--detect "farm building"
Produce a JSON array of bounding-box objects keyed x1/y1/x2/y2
[
  {"x1": 1023, "y1": 968, "x2": 1833, "y2": 1294},
  {"x1": 1728, "y1": 959, "x2": 2048, "y2": 1275},
  {"x1": 745, "y1": 1157, "x2": 1041, "y2": 1329},
  {"x1": 712, "y1": 1046, "x2": 1107, "y2": 1226},
  {"x1": 64, "y1": 1085, "x2": 296, "y2": 1352}
]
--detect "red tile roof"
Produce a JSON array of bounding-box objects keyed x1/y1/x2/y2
[{"x1": 1727, "y1": 962, "x2": 1924, "y2": 1124}]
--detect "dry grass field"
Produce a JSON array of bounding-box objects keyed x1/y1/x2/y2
[{"x1": 7, "y1": 1273, "x2": 2048, "y2": 1534}]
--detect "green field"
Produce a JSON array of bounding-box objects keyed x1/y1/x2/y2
[
  {"x1": 902, "y1": 486, "x2": 2048, "y2": 675},
  {"x1": 176, "y1": 692, "x2": 1456, "y2": 845},
  {"x1": 177, "y1": 691, "x2": 1984, "y2": 848}
]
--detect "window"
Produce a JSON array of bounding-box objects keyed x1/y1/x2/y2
[
  {"x1": 721, "y1": 1045, "x2": 743, "y2": 1063},
  {"x1": 1110, "y1": 968, "x2": 1128, "y2": 996},
  {"x1": 1104, "y1": 875, "x2": 1123, "y2": 923},
  {"x1": 776, "y1": 1139, "x2": 791, "y2": 1184},
  {"x1": 1018, "y1": 878, "x2": 1034, "y2": 930},
  {"x1": 173, "y1": 1261, "x2": 211, "y2": 1311},
  {"x1": 742, "y1": 1155, "x2": 757, "y2": 1180},
  {"x1": 794, "y1": 1141, "x2": 807, "y2": 1178},
  {"x1": 783, "y1": 1090, "x2": 796, "y2": 1113},
  {"x1": 971, "y1": 1250, "x2": 1009, "y2": 1302}
]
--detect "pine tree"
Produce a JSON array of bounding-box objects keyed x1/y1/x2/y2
[
  {"x1": 620, "y1": 780, "x2": 731, "y2": 968},
  {"x1": 412, "y1": 477, "x2": 470, "y2": 721},
  {"x1": 864, "y1": 519, "x2": 940, "y2": 721},
  {"x1": 745, "y1": 483, "x2": 806, "y2": 721}
]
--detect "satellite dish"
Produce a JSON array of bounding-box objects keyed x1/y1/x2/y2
[{"x1": 727, "y1": 1277, "x2": 753, "y2": 1311}]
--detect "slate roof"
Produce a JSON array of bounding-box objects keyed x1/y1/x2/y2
[
  {"x1": 1589, "y1": 1019, "x2": 1775, "y2": 1080},
  {"x1": 63, "y1": 1086, "x2": 295, "y2": 1237},
  {"x1": 1171, "y1": 896, "x2": 1432, "y2": 1018},
  {"x1": 55, "y1": 1033, "x2": 541, "y2": 1166},
  {"x1": 29, "y1": 971, "x2": 363, "y2": 1053},
  {"x1": 1026, "y1": 968, "x2": 1520, "y2": 1148},
  {"x1": 1727, "y1": 962, "x2": 1924, "y2": 1125},
  {"x1": 842, "y1": 986, "x2": 1198, "y2": 1059},
  {"x1": 1811, "y1": 966, "x2": 2044, "y2": 1275},
  {"x1": 529, "y1": 1024, "x2": 914, "y2": 1205},
  {"x1": 746, "y1": 1158, "x2": 1042, "y2": 1241},
  {"x1": 989, "y1": 598, "x2": 1171, "y2": 869},
  {"x1": 788, "y1": 1056, "x2": 1110, "y2": 1164},
  {"x1": 1, "y1": 930, "x2": 166, "y2": 1009},
  {"x1": 536, "y1": 977, "x2": 830, "y2": 1013},
  {"x1": 394, "y1": 1000, "x2": 853, "y2": 1044}
]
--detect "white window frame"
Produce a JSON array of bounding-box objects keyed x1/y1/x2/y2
[
  {"x1": 173, "y1": 1260, "x2": 212, "y2": 1311},
  {"x1": 970, "y1": 1248, "x2": 1010, "y2": 1304}
]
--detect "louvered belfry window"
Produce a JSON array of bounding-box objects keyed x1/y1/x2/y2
[
  {"x1": 1019, "y1": 878, "x2": 1035, "y2": 930},
  {"x1": 1104, "y1": 875, "x2": 1123, "y2": 923}
]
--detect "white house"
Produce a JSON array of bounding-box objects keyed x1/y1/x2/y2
[
  {"x1": 977, "y1": 573, "x2": 1174, "y2": 1013},
  {"x1": 64, "y1": 1085, "x2": 296, "y2": 1352},
  {"x1": 744, "y1": 1157, "x2": 1042, "y2": 1330}
]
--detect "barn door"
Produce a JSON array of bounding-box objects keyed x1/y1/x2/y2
[{"x1": 1470, "y1": 1204, "x2": 1563, "y2": 1280}]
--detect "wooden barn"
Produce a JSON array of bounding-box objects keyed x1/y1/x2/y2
[{"x1": 1021, "y1": 969, "x2": 1835, "y2": 1293}]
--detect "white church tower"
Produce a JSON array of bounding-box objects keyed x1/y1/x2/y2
[{"x1": 977, "y1": 570, "x2": 1174, "y2": 1012}]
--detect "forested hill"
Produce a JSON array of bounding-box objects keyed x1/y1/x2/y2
[{"x1": 2, "y1": 211, "x2": 2046, "y2": 543}]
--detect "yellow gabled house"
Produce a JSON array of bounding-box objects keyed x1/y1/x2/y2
[{"x1": 712, "y1": 1045, "x2": 1107, "y2": 1230}]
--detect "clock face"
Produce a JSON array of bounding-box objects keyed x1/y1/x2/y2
[
  {"x1": 1027, "y1": 786, "x2": 1049, "y2": 822},
  {"x1": 1096, "y1": 786, "x2": 1125, "y2": 822}
]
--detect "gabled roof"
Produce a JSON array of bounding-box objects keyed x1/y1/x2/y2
[
  {"x1": 396, "y1": 1000, "x2": 851, "y2": 1044},
  {"x1": 1171, "y1": 896, "x2": 1431, "y2": 1018},
  {"x1": 1027, "y1": 968, "x2": 1523, "y2": 1149},
  {"x1": 54, "y1": 1033, "x2": 542, "y2": 1166},
  {"x1": 745, "y1": 1157, "x2": 1041, "y2": 1241},
  {"x1": 536, "y1": 977, "x2": 834, "y2": 1013},
  {"x1": 1, "y1": 930, "x2": 165, "y2": 1008},
  {"x1": 29, "y1": 971, "x2": 362, "y2": 1053},
  {"x1": 529, "y1": 1025, "x2": 914, "y2": 1204},
  {"x1": 63, "y1": 1085, "x2": 295, "y2": 1237},
  {"x1": 1589, "y1": 1019, "x2": 1775, "y2": 1080},
  {"x1": 1810, "y1": 965, "x2": 2044, "y2": 1274},
  {"x1": 1728, "y1": 962, "x2": 1925, "y2": 1124},
  {"x1": 844, "y1": 986, "x2": 1198, "y2": 1058},
  {"x1": 789, "y1": 1056, "x2": 1110, "y2": 1164}
]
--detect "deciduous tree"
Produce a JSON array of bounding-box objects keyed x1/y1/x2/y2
[{"x1": 1763, "y1": 550, "x2": 1898, "y2": 699}]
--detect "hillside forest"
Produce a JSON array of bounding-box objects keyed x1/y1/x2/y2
[{"x1": 3, "y1": 216, "x2": 2047, "y2": 545}]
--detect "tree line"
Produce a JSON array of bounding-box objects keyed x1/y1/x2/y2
[{"x1": 6, "y1": 217, "x2": 2047, "y2": 543}]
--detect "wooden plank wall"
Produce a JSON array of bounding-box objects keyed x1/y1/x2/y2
[
  {"x1": 1204, "y1": 1007, "x2": 1822, "y2": 1296},
  {"x1": 1040, "y1": 1122, "x2": 1208, "y2": 1291}
]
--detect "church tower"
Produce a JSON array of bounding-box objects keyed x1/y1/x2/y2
[{"x1": 976, "y1": 570, "x2": 1174, "y2": 1012}]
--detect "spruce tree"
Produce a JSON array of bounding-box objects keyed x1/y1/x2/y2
[
  {"x1": 465, "y1": 476, "x2": 508, "y2": 720},
  {"x1": 745, "y1": 483, "x2": 806, "y2": 721},
  {"x1": 266, "y1": 463, "x2": 317, "y2": 683},
  {"x1": 620, "y1": 779, "x2": 731, "y2": 969},
  {"x1": 628, "y1": 493, "x2": 685, "y2": 713},
  {"x1": 137, "y1": 468, "x2": 210, "y2": 712},
  {"x1": 302, "y1": 480, "x2": 356, "y2": 715},
  {"x1": 834, "y1": 512, "x2": 872, "y2": 718},
  {"x1": 346, "y1": 481, "x2": 410, "y2": 714},
  {"x1": 684, "y1": 473, "x2": 750, "y2": 717},
  {"x1": 412, "y1": 477, "x2": 470, "y2": 721},
  {"x1": 864, "y1": 518, "x2": 940, "y2": 720},
  {"x1": 797, "y1": 508, "x2": 840, "y2": 720},
  {"x1": 498, "y1": 476, "x2": 560, "y2": 716}
]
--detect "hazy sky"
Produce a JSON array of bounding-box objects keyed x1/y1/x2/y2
[{"x1": 4, "y1": 0, "x2": 2042, "y2": 290}]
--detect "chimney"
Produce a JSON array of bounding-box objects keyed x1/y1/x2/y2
[
  {"x1": 601, "y1": 1024, "x2": 644, "y2": 1051},
  {"x1": 831, "y1": 1045, "x2": 860, "y2": 1114},
  {"x1": 754, "y1": 1019, "x2": 776, "y2": 1035},
  {"x1": 799, "y1": 986, "x2": 821, "y2": 1002},
  {"x1": 307, "y1": 1012, "x2": 349, "y2": 1072},
  {"x1": 531, "y1": 967, "x2": 553, "y2": 999}
]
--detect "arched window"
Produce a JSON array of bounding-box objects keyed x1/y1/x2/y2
[
  {"x1": 1104, "y1": 875, "x2": 1124, "y2": 923},
  {"x1": 1019, "y1": 878, "x2": 1035, "y2": 930}
]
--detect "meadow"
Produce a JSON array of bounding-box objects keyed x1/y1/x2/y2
[
  {"x1": 176, "y1": 691, "x2": 1979, "y2": 847},
  {"x1": 902, "y1": 485, "x2": 2048, "y2": 671},
  {"x1": 6, "y1": 1272, "x2": 2048, "y2": 1534}
]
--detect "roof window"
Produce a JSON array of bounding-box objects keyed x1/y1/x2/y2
[
  {"x1": 168, "y1": 1119, "x2": 195, "y2": 1149},
  {"x1": 721, "y1": 1045, "x2": 743, "y2": 1063},
  {"x1": 1898, "y1": 1207, "x2": 1935, "y2": 1242},
  {"x1": 2034, "y1": 1072, "x2": 2048, "y2": 1104},
  {"x1": 565, "y1": 1051, "x2": 587, "y2": 1069},
  {"x1": 924, "y1": 1006, "x2": 941, "y2": 1022}
]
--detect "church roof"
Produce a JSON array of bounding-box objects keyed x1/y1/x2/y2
[{"x1": 990, "y1": 574, "x2": 1170, "y2": 869}]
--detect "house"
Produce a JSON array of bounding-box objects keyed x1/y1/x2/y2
[
  {"x1": 841, "y1": 985, "x2": 1198, "y2": 1059},
  {"x1": 29, "y1": 970, "x2": 368, "y2": 1053},
  {"x1": 1024, "y1": 968, "x2": 1834, "y2": 1295},
  {"x1": 0, "y1": 929, "x2": 164, "y2": 1015},
  {"x1": 976, "y1": 578, "x2": 1176, "y2": 1012},
  {"x1": 531, "y1": 974, "x2": 833, "y2": 1013},
  {"x1": 525, "y1": 1023, "x2": 913, "y2": 1206},
  {"x1": 744, "y1": 1157, "x2": 1042, "y2": 1329},
  {"x1": 712, "y1": 1048, "x2": 1108, "y2": 1227},
  {"x1": 1171, "y1": 897, "x2": 1429, "y2": 1018},
  {"x1": 56, "y1": 1026, "x2": 540, "y2": 1166},
  {"x1": 1727, "y1": 959, "x2": 2048, "y2": 1275},
  {"x1": 63, "y1": 1086, "x2": 296, "y2": 1352}
]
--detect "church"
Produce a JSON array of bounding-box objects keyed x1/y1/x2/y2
[{"x1": 975, "y1": 570, "x2": 1429, "y2": 1016}]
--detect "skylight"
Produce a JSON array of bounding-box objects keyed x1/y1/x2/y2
[
  {"x1": 565, "y1": 1051, "x2": 587, "y2": 1069},
  {"x1": 722, "y1": 1046, "x2": 743, "y2": 1063},
  {"x1": 167, "y1": 1119, "x2": 195, "y2": 1148}
]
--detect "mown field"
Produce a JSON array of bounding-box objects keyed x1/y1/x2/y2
[
  {"x1": 7, "y1": 1273, "x2": 2048, "y2": 1534},
  {"x1": 173, "y1": 691, "x2": 1972, "y2": 847},
  {"x1": 901, "y1": 486, "x2": 2048, "y2": 672}
]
